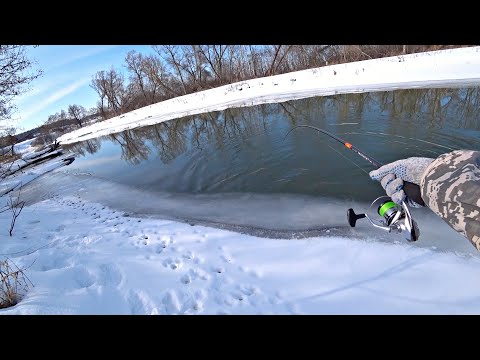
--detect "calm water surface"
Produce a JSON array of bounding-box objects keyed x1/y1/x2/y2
[
  {"x1": 21, "y1": 87, "x2": 480, "y2": 254},
  {"x1": 63, "y1": 87, "x2": 480, "y2": 202}
]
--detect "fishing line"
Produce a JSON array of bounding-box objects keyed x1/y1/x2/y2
[
  {"x1": 325, "y1": 144, "x2": 369, "y2": 176},
  {"x1": 283, "y1": 124, "x2": 382, "y2": 168}
]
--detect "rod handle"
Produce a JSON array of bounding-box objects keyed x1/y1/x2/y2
[{"x1": 404, "y1": 181, "x2": 425, "y2": 207}]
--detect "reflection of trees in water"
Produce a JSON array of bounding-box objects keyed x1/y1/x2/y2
[
  {"x1": 63, "y1": 138, "x2": 102, "y2": 156},
  {"x1": 291, "y1": 87, "x2": 480, "y2": 131},
  {"x1": 371, "y1": 87, "x2": 480, "y2": 130},
  {"x1": 108, "y1": 130, "x2": 151, "y2": 164},
  {"x1": 67, "y1": 87, "x2": 480, "y2": 165},
  {"x1": 373, "y1": 88, "x2": 443, "y2": 124},
  {"x1": 147, "y1": 120, "x2": 188, "y2": 163},
  {"x1": 455, "y1": 88, "x2": 480, "y2": 129},
  {"x1": 222, "y1": 106, "x2": 270, "y2": 140},
  {"x1": 120, "y1": 105, "x2": 281, "y2": 164},
  {"x1": 184, "y1": 105, "x2": 277, "y2": 150},
  {"x1": 274, "y1": 93, "x2": 373, "y2": 126}
]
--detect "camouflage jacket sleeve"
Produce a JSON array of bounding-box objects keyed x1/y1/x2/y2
[{"x1": 420, "y1": 150, "x2": 480, "y2": 250}]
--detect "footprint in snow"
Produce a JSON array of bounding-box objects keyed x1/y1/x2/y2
[
  {"x1": 212, "y1": 265, "x2": 225, "y2": 274},
  {"x1": 180, "y1": 274, "x2": 191, "y2": 285},
  {"x1": 162, "y1": 290, "x2": 181, "y2": 314},
  {"x1": 73, "y1": 266, "x2": 95, "y2": 288},
  {"x1": 191, "y1": 300, "x2": 203, "y2": 312},
  {"x1": 189, "y1": 268, "x2": 209, "y2": 281},
  {"x1": 97, "y1": 263, "x2": 123, "y2": 287},
  {"x1": 193, "y1": 256, "x2": 204, "y2": 265},
  {"x1": 182, "y1": 251, "x2": 194, "y2": 260},
  {"x1": 134, "y1": 236, "x2": 148, "y2": 246},
  {"x1": 170, "y1": 245, "x2": 181, "y2": 253},
  {"x1": 195, "y1": 289, "x2": 207, "y2": 301},
  {"x1": 214, "y1": 293, "x2": 232, "y2": 307},
  {"x1": 128, "y1": 290, "x2": 155, "y2": 315},
  {"x1": 231, "y1": 291, "x2": 246, "y2": 302},
  {"x1": 159, "y1": 235, "x2": 171, "y2": 248},
  {"x1": 220, "y1": 254, "x2": 233, "y2": 264},
  {"x1": 223, "y1": 294, "x2": 235, "y2": 307},
  {"x1": 240, "y1": 284, "x2": 258, "y2": 296},
  {"x1": 163, "y1": 257, "x2": 183, "y2": 270}
]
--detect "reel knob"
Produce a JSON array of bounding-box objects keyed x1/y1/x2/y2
[{"x1": 347, "y1": 208, "x2": 366, "y2": 227}]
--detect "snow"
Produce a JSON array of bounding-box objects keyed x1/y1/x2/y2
[
  {"x1": 12, "y1": 138, "x2": 37, "y2": 155},
  {"x1": 0, "y1": 155, "x2": 72, "y2": 196},
  {"x1": 1, "y1": 138, "x2": 36, "y2": 159},
  {"x1": 2, "y1": 47, "x2": 480, "y2": 314},
  {"x1": 1, "y1": 184, "x2": 480, "y2": 315}
]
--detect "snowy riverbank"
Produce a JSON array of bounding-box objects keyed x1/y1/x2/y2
[{"x1": 2, "y1": 47, "x2": 480, "y2": 314}]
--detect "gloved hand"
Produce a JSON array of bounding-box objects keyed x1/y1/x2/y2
[{"x1": 369, "y1": 157, "x2": 434, "y2": 207}]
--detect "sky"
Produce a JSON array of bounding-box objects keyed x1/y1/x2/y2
[
  {"x1": 1, "y1": 46, "x2": 480, "y2": 314},
  {"x1": 12, "y1": 45, "x2": 157, "y2": 133}
]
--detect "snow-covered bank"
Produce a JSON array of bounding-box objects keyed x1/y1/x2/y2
[
  {"x1": 58, "y1": 46, "x2": 480, "y2": 145},
  {"x1": 0, "y1": 160, "x2": 479, "y2": 314},
  {"x1": 12, "y1": 138, "x2": 36, "y2": 155},
  {"x1": 1, "y1": 190, "x2": 480, "y2": 315},
  {"x1": 0, "y1": 149, "x2": 74, "y2": 196},
  {"x1": 0, "y1": 159, "x2": 67, "y2": 196}
]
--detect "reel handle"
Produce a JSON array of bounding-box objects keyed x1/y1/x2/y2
[
  {"x1": 403, "y1": 181, "x2": 425, "y2": 207},
  {"x1": 347, "y1": 208, "x2": 366, "y2": 227}
]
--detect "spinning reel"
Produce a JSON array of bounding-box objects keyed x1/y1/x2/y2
[{"x1": 347, "y1": 197, "x2": 420, "y2": 242}]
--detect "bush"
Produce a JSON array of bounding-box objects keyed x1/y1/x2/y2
[{"x1": 0, "y1": 257, "x2": 33, "y2": 309}]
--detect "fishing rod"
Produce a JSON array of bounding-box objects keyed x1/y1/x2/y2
[{"x1": 284, "y1": 124, "x2": 421, "y2": 242}]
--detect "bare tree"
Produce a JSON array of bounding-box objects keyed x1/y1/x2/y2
[
  {"x1": 0, "y1": 127, "x2": 17, "y2": 156},
  {"x1": 67, "y1": 104, "x2": 87, "y2": 128},
  {"x1": 91, "y1": 68, "x2": 130, "y2": 117},
  {"x1": 0, "y1": 188, "x2": 25, "y2": 236},
  {"x1": 125, "y1": 51, "x2": 150, "y2": 105},
  {"x1": 154, "y1": 45, "x2": 189, "y2": 95},
  {"x1": 0, "y1": 45, "x2": 42, "y2": 126},
  {"x1": 7, "y1": 191, "x2": 24, "y2": 236},
  {"x1": 247, "y1": 46, "x2": 270, "y2": 78},
  {"x1": 198, "y1": 45, "x2": 227, "y2": 86},
  {"x1": 180, "y1": 45, "x2": 207, "y2": 90}
]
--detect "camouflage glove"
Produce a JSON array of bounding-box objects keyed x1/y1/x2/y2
[{"x1": 369, "y1": 157, "x2": 434, "y2": 207}]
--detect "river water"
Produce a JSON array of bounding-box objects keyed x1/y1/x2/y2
[{"x1": 23, "y1": 87, "x2": 480, "y2": 255}]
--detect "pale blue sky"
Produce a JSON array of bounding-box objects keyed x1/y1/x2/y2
[{"x1": 13, "y1": 45, "x2": 157, "y2": 133}]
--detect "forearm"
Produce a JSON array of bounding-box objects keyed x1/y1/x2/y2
[{"x1": 420, "y1": 150, "x2": 480, "y2": 250}]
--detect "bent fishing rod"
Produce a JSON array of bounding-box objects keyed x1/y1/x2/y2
[{"x1": 284, "y1": 124, "x2": 421, "y2": 242}]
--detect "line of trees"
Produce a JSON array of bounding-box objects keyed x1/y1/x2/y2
[
  {"x1": 33, "y1": 105, "x2": 99, "y2": 146},
  {"x1": 87, "y1": 45, "x2": 468, "y2": 121},
  {"x1": 35, "y1": 44, "x2": 468, "y2": 145}
]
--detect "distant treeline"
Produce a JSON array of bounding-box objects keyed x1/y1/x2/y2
[{"x1": 34, "y1": 45, "x2": 469, "y2": 145}]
